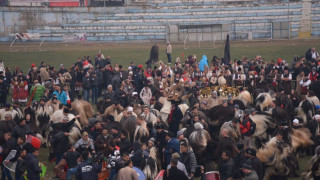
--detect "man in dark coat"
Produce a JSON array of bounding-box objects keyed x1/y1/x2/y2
[
  {"x1": 219, "y1": 151, "x2": 234, "y2": 180},
  {"x1": 156, "y1": 123, "x2": 167, "y2": 168},
  {"x1": 168, "y1": 103, "x2": 183, "y2": 136},
  {"x1": 0, "y1": 114, "x2": 16, "y2": 145},
  {"x1": 180, "y1": 141, "x2": 197, "y2": 179},
  {"x1": 94, "y1": 128, "x2": 115, "y2": 156},
  {"x1": 164, "y1": 158, "x2": 189, "y2": 180},
  {"x1": 164, "y1": 131, "x2": 180, "y2": 167},
  {"x1": 24, "y1": 148, "x2": 42, "y2": 180},
  {"x1": 50, "y1": 125, "x2": 70, "y2": 164},
  {"x1": 0, "y1": 132, "x2": 17, "y2": 180},
  {"x1": 0, "y1": 76, "x2": 8, "y2": 108},
  {"x1": 76, "y1": 151, "x2": 102, "y2": 180},
  {"x1": 245, "y1": 148, "x2": 265, "y2": 180}
]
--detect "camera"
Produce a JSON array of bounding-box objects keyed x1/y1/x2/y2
[{"x1": 91, "y1": 154, "x2": 104, "y2": 164}]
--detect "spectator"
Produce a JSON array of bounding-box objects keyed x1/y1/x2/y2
[
  {"x1": 63, "y1": 144, "x2": 81, "y2": 180},
  {"x1": 76, "y1": 151, "x2": 102, "y2": 180},
  {"x1": 29, "y1": 80, "x2": 45, "y2": 102},
  {"x1": 180, "y1": 141, "x2": 197, "y2": 179},
  {"x1": 74, "y1": 131, "x2": 95, "y2": 154},
  {"x1": 163, "y1": 157, "x2": 188, "y2": 180},
  {"x1": 94, "y1": 128, "x2": 115, "y2": 156},
  {"x1": 52, "y1": 85, "x2": 67, "y2": 105},
  {"x1": 24, "y1": 148, "x2": 42, "y2": 180},
  {"x1": 219, "y1": 151, "x2": 234, "y2": 180},
  {"x1": 82, "y1": 72, "x2": 92, "y2": 102},
  {"x1": 164, "y1": 131, "x2": 180, "y2": 167}
]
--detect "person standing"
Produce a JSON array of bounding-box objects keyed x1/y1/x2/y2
[
  {"x1": 166, "y1": 42, "x2": 172, "y2": 64},
  {"x1": 219, "y1": 151, "x2": 234, "y2": 180},
  {"x1": 76, "y1": 151, "x2": 102, "y2": 180},
  {"x1": 164, "y1": 132, "x2": 180, "y2": 167},
  {"x1": 24, "y1": 148, "x2": 42, "y2": 180},
  {"x1": 52, "y1": 85, "x2": 67, "y2": 105},
  {"x1": 82, "y1": 72, "x2": 92, "y2": 102},
  {"x1": 180, "y1": 141, "x2": 197, "y2": 179}
]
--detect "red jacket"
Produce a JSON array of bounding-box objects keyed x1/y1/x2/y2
[{"x1": 240, "y1": 117, "x2": 251, "y2": 135}]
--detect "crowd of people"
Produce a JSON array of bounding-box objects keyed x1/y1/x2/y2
[{"x1": 0, "y1": 46, "x2": 320, "y2": 180}]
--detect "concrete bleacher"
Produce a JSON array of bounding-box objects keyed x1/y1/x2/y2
[{"x1": 1, "y1": 0, "x2": 320, "y2": 42}]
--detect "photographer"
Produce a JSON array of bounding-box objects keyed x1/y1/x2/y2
[{"x1": 76, "y1": 151, "x2": 102, "y2": 180}]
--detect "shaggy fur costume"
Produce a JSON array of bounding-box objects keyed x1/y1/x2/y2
[
  {"x1": 295, "y1": 99, "x2": 315, "y2": 124},
  {"x1": 255, "y1": 92, "x2": 274, "y2": 111},
  {"x1": 71, "y1": 100, "x2": 93, "y2": 127},
  {"x1": 238, "y1": 90, "x2": 252, "y2": 108}
]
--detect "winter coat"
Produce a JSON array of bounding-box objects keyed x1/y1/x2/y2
[
  {"x1": 30, "y1": 84, "x2": 45, "y2": 101},
  {"x1": 25, "y1": 153, "x2": 42, "y2": 180},
  {"x1": 82, "y1": 76, "x2": 92, "y2": 90},
  {"x1": 94, "y1": 134, "x2": 115, "y2": 156},
  {"x1": 163, "y1": 166, "x2": 189, "y2": 180},
  {"x1": 164, "y1": 138, "x2": 180, "y2": 166},
  {"x1": 198, "y1": 55, "x2": 209, "y2": 72},
  {"x1": 52, "y1": 90, "x2": 67, "y2": 105},
  {"x1": 180, "y1": 150, "x2": 197, "y2": 175},
  {"x1": 50, "y1": 130, "x2": 69, "y2": 154},
  {"x1": 219, "y1": 158, "x2": 234, "y2": 180}
]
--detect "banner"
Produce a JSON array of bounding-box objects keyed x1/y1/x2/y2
[
  {"x1": 62, "y1": 33, "x2": 87, "y2": 42},
  {"x1": 15, "y1": 33, "x2": 40, "y2": 40}
]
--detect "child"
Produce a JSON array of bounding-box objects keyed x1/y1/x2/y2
[
  {"x1": 15, "y1": 148, "x2": 27, "y2": 180},
  {"x1": 141, "y1": 143, "x2": 149, "y2": 159}
]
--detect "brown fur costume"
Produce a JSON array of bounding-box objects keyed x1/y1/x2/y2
[
  {"x1": 39, "y1": 67, "x2": 50, "y2": 83},
  {"x1": 71, "y1": 100, "x2": 93, "y2": 127}
]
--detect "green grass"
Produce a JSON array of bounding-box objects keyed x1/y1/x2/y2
[{"x1": 1, "y1": 39, "x2": 320, "y2": 73}]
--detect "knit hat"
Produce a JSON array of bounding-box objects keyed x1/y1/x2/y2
[{"x1": 177, "y1": 130, "x2": 183, "y2": 138}]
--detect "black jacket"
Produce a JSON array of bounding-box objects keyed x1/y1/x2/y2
[
  {"x1": 250, "y1": 157, "x2": 265, "y2": 180},
  {"x1": 0, "y1": 137, "x2": 17, "y2": 160},
  {"x1": 219, "y1": 158, "x2": 234, "y2": 180},
  {"x1": 163, "y1": 166, "x2": 189, "y2": 180},
  {"x1": 25, "y1": 153, "x2": 42, "y2": 180},
  {"x1": 50, "y1": 130, "x2": 69, "y2": 154},
  {"x1": 118, "y1": 137, "x2": 131, "y2": 154},
  {"x1": 82, "y1": 76, "x2": 92, "y2": 90}
]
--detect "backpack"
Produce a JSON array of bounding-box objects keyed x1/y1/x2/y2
[{"x1": 243, "y1": 117, "x2": 256, "y2": 135}]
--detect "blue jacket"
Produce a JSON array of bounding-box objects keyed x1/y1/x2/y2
[
  {"x1": 164, "y1": 137, "x2": 180, "y2": 166},
  {"x1": 198, "y1": 55, "x2": 209, "y2": 72},
  {"x1": 52, "y1": 90, "x2": 67, "y2": 105}
]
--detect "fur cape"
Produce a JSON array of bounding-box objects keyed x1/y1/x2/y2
[
  {"x1": 295, "y1": 99, "x2": 315, "y2": 124},
  {"x1": 257, "y1": 137, "x2": 294, "y2": 180},
  {"x1": 39, "y1": 67, "x2": 50, "y2": 83},
  {"x1": 71, "y1": 100, "x2": 93, "y2": 127},
  {"x1": 189, "y1": 128, "x2": 212, "y2": 155},
  {"x1": 255, "y1": 92, "x2": 274, "y2": 111},
  {"x1": 238, "y1": 90, "x2": 252, "y2": 107},
  {"x1": 134, "y1": 121, "x2": 149, "y2": 143},
  {"x1": 141, "y1": 147, "x2": 159, "y2": 180}
]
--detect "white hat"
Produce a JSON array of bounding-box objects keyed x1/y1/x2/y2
[
  {"x1": 314, "y1": 114, "x2": 320, "y2": 120},
  {"x1": 132, "y1": 92, "x2": 138, "y2": 96},
  {"x1": 127, "y1": 107, "x2": 133, "y2": 112},
  {"x1": 293, "y1": 119, "x2": 299, "y2": 124}
]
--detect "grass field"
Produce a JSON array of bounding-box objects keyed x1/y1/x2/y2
[
  {"x1": 1, "y1": 39, "x2": 320, "y2": 179},
  {"x1": 1, "y1": 39, "x2": 320, "y2": 73}
]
